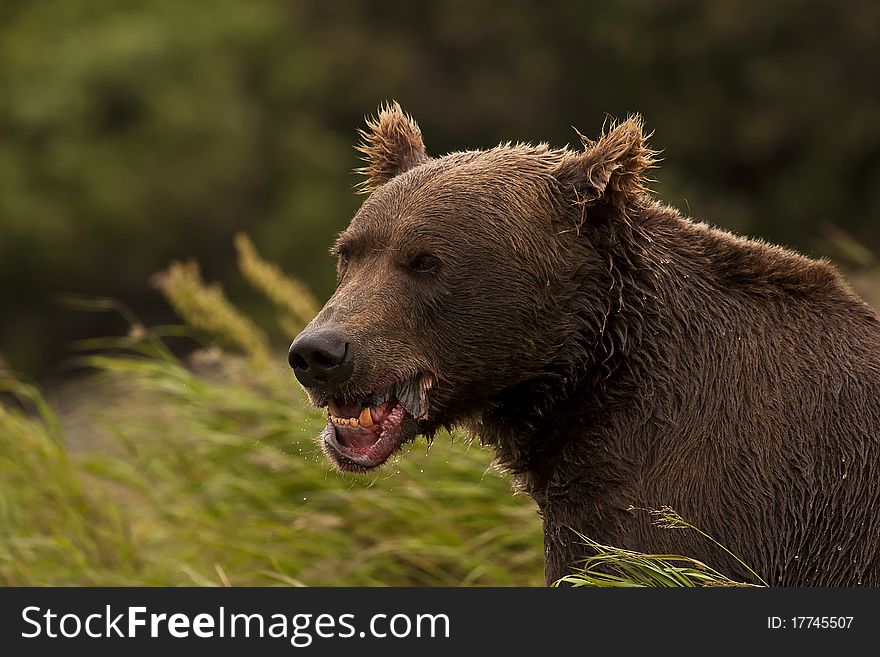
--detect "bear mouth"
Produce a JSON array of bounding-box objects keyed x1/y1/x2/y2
[{"x1": 321, "y1": 373, "x2": 434, "y2": 472}]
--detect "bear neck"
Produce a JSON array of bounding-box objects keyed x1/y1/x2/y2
[{"x1": 475, "y1": 198, "x2": 711, "y2": 501}]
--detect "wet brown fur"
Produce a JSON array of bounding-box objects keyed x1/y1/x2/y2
[{"x1": 303, "y1": 102, "x2": 880, "y2": 586}]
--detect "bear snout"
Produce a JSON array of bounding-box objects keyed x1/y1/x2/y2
[{"x1": 288, "y1": 327, "x2": 354, "y2": 389}]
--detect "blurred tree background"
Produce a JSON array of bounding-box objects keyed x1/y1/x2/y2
[{"x1": 1, "y1": 0, "x2": 879, "y2": 377}]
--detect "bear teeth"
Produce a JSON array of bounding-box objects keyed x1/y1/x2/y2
[
  {"x1": 328, "y1": 373, "x2": 435, "y2": 427},
  {"x1": 328, "y1": 407, "x2": 375, "y2": 429}
]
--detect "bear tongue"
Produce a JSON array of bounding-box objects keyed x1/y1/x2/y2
[{"x1": 335, "y1": 424, "x2": 381, "y2": 450}]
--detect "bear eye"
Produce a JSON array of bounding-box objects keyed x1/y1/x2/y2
[
  {"x1": 337, "y1": 248, "x2": 350, "y2": 267},
  {"x1": 406, "y1": 253, "x2": 440, "y2": 275}
]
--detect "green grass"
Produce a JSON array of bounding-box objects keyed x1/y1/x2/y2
[
  {"x1": 553, "y1": 509, "x2": 765, "y2": 588},
  {"x1": 0, "y1": 346, "x2": 544, "y2": 586},
  {"x1": 553, "y1": 539, "x2": 760, "y2": 588}
]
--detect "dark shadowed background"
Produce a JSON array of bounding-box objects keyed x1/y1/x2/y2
[{"x1": 1, "y1": 0, "x2": 879, "y2": 376}]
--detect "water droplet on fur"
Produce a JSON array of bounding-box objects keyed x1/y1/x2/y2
[
  {"x1": 842, "y1": 473, "x2": 848, "y2": 479},
  {"x1": 837, "y1": 546, "x2": 842, "y2": 551},
  {"x1": 794, "y1": 555, "x2": 799, "y2": 560}
]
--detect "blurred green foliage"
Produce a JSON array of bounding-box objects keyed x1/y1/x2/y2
[{"x1": 1, "y1": 0, "x2": 879, "y2": 375}]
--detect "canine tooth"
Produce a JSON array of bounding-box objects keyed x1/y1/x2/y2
[
  {"x1": 328, "y1": 400, "x2": 341, "y2": 416},
  {"x1": 359, "y1": 407, "x2": 374, "y2": 428}
]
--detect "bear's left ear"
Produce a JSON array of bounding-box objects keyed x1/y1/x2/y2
[
  {"x1": 355, "y1": 101, "x2": 429, "y2": 193},
  {"x1": 554, "y1": 115, "x2": 658, "y2": 211}
]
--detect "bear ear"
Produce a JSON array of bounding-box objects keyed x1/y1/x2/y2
[
  {"x1": 355, "y1": 101, "x2": 429, "y2": 193},
  {"x1": 555, "y1": 115, "x2": 658, "y2": 211}
]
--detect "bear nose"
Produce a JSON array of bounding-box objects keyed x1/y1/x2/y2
[{"x1": 288, "y1": 329, "x2": 354, "y2": 388}]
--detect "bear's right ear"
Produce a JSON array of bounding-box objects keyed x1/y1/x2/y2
[
  {"x1": 554, "y1": 115, "x2": 657, "y2": 212},
  {"x1": 355, "y1": 101, "x2": 429, "y2": 193}
]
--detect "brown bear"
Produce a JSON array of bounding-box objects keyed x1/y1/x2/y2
[{"x1": 289, "y1": 102, "x2": 880, "y2": 586}]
